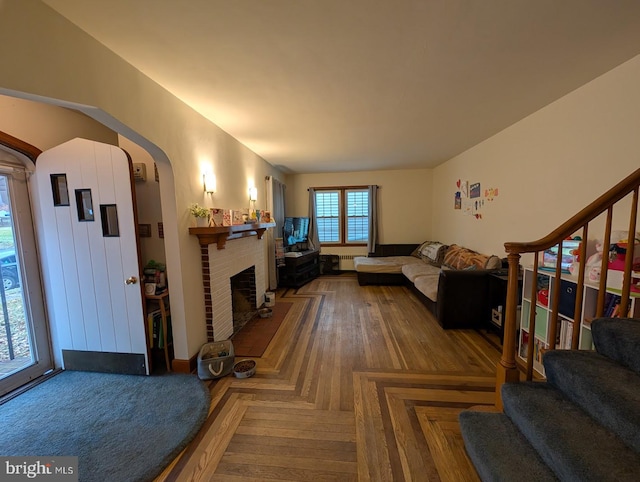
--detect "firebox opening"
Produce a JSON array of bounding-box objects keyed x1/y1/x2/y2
[{"x1": 230, "y1": 265, "x2": 257, "y2": 334}]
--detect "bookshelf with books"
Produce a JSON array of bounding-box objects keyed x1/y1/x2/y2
[{"x1": 518, "y1": 266, "x2": 640, "y2": 377}]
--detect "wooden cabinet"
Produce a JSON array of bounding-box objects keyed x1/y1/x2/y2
[
  {"x1": 518, "y1": 266, "x2": 640, "y2": 376},
  {"x1": 278, "y1": 250, "x2": 320, "y2": 288}
]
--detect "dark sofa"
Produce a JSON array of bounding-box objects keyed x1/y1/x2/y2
[{"x1": 354, "y1": 243, "x2": 501, "y2": 329}]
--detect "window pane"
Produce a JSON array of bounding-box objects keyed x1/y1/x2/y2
[
  {"x1": 346, "y1": 190, "x2": 368, "y2": 243},
  {"x1": 317, "y1": 218, "x2": 339, "y2": 242},
  {"x1": 315, "y1": 191, "x2": 340, "y2": 243}
]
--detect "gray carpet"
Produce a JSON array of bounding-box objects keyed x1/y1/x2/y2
[{"x1": 0, "y1": 370, "x2": 210, "y2": 482}]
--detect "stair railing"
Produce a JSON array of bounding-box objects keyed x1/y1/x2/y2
[{"x1": 496, "y1": 168, "x2": 640, "y2": 409}]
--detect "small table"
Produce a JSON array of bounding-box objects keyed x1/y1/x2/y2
[{"x1": 146, "y1": 291, "x2": 171, "y2": 371}]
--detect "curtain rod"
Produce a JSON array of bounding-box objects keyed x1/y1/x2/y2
[{"x1": 307, "y1": 185, "x2": 379, "y2": 191}]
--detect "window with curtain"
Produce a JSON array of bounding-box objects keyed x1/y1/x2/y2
[{"x1": 315, "y1": 187, "x2": 369, "y2": 245}]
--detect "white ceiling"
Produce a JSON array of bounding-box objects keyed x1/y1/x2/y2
[{"x1": 43, "y1": 0, "x2": 640, "y2": 174}]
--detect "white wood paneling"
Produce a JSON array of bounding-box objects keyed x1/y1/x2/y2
[{"x1": 34, "y1": 138, "x2": 147, "y2": 372}]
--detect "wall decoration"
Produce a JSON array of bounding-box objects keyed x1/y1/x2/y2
[
  {"x1": 158, "y1": 222, "x2": 164, "y2": 238},
  {"x1": 138, "y1": 223, "x2": 152, "y2": 237},
  {"x1": 485, "y1": 187, "x2": 499, "y2": 201},
  {"x1": 454, "y1": 180, "x2": 500, "y2": 220},
  {"x1": 472, "y1": 199, "x2": 484, "y2": 219},
  {"x1": 457, "y1": 179, "x2": 469, "y2": 197}
]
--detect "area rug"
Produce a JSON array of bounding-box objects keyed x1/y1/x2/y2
[
  {"x1": 233, "y1": 301, "x2": 293, "y2": 357},
  {"x1": 0, "y1": 370, "x2": 209, "y2": 482}
]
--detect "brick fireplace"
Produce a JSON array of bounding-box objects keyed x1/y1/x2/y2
[{"x1": 200, "y1": 235, "x2": 266, "y2": 341}]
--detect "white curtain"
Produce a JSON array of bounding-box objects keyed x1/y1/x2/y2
[
  {"x1": 266, "y1": 176, "x2": 286, "y2": 290},
  {"x1": 368, "y1": 185, "x2": 379, "y2": 253}
]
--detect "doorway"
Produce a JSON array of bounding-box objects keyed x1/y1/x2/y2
[{"x1": 0, "y1": 159, "x2": 53, "y2": 397}]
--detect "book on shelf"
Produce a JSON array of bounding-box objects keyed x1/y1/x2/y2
[
  {"x1": 519, "y1": 330, "x2": 529, "y2": 359},
  {"x1": 533, "y1": 338, "x2": 546, "y2": 365},
  {"x1": 602, "y1": 292, "x2": 632, "y2": 318},
  {"x1": 558, "y1": 317, "x2": 574, "y2": 350},
  {"x1": 147, "y1": 311, "x2": 171, "y2": 349}
]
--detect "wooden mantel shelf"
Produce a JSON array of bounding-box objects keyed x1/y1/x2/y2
[{"x1": 189, "y1": 222, "x2": 275, "y2": 249}]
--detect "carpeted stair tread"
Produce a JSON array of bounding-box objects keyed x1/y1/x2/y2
[
  {"x1": 502, "y1": 382, "x2": 640, "y2": 481},
  {"x1": 459, "y1": 410, "x2": 558, "y2": 482},
  {"x1": 592, "y1": 318, "x2": 640, "y2": 374},
  {"x1": 543, "y1": 349, "x2": 640, "y2": 453}
]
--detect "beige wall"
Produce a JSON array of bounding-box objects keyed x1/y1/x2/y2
[
  {"x1": 432, "y1": 54, "x2": 640, "y2": 260},
  {"x1": 0, "y1": 95, "x2": 117, "y2": 151},
  {"x1": 287, "y1": 168, "x2": 433, "y2": 262},
  {"x1": 0, "y1": 1, "x2": 285, "y2": 361},
  {"x1": 119, "y1": 135, "x2": 166, "y2": 266}
]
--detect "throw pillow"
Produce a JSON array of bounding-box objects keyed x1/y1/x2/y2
[
  {"x1": 443, "y1": 244, "x2": 491, "y2": 270},
  {"x1": 485, "y1": 255, "x2": 502, "y2": 270},
  {"x1": 411, "y1": 240, "x2": 447, "y2": 266},
  {"x1": 419, "y1": 242, "x2": 447, "y2": 266}
]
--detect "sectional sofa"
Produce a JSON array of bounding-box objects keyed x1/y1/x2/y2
[{"x1": 354, "y1": 242, "x2": 502, "y2": 329}]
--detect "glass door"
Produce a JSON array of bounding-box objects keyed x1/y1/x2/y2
[{"x1": 0, "y1": 167, "x2": 52, "y2": 397}]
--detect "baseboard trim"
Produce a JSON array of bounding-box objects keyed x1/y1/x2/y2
[{"x1": 172, "y1": 355, "x2": 197, "y2": 374}]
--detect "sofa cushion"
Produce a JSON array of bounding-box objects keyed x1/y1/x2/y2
[
  {"x1": 414, "y1": 274, "x2": 439, "y2": 301},
  {"x1": 402, "y1": 262, "x2": 441, "y2": 282},
  {"x1": 443, "y1": 244, "x2": 501, "y2": 270},
  {"x1": 411, "y1": 241, "x2": 448, "y2": 266},
  {"x1": 353, "y1": 255, "x2": 422, "y2": 274}
]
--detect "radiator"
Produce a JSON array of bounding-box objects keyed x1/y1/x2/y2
[
  {"x1": 322, "y1": 254, "x2": 359, "y2": 271},
  {"x1": 338, "y1": 255, "x2": 356, "y2": 260}
]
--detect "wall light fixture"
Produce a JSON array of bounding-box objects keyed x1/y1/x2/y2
[{"x1": 204, "y1": 173, "x2": 216, "y2": 193}]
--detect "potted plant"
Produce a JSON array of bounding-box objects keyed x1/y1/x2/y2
[{"x1": 189, "y1": 203, "x2": 210, "y2": 227}]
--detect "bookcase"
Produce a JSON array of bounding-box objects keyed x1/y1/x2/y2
[{"x1": 518, "y1": 266, "x2": 640, "y2": 376}]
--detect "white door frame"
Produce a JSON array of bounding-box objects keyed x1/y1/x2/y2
[{"x1": 0, "y1": 150, "x2": 53, "y2": 396}]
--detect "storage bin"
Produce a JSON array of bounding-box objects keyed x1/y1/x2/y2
[
  {"x1": 265, "y1": 292, "x2": 275, "y2": 307},
  {"x1": 558, "y1": 279, "x2": 577, "y2": 318},
  {"x1": 197, "y1": 340, "x2": 234, "y2": 380}
]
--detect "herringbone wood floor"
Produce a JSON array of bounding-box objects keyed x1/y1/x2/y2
[{"x1": 156, "y1": 274, "x2": 501, "y2": 481}]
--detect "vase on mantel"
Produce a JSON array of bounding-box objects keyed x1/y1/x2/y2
[{"x1": 195, "y1": 217, "x2": 209, "y2": 228}]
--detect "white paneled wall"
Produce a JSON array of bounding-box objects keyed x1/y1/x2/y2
[{"x1": 33, "y1": 138, "x2": 147, "y2": 370}]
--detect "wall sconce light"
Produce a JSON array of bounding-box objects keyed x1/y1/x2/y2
[
  {"x1": 204, "y1": 173, "x2": 216, "y2": 193},
  {"x1": 249, "y1": 187, "x2": 258, "y2": 202}
]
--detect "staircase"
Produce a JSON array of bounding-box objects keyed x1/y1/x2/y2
[{"x1": 460, "y1": 317, "x2": 640, "y2": 481}]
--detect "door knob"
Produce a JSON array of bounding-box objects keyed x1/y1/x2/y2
[{"x1": 125, "y1": 276, "x2": 138, "y2": 285}]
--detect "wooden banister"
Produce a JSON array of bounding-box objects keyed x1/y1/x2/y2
[{"x1": 497, "y1": 168, "x2": 640, "y2": 409}]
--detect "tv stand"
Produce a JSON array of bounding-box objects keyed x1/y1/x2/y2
[{"x1": 278, "y1": 249, "x2": 320, "y2": 288}]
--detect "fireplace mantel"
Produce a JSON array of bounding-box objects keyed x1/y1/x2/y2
[{"x1": 189, "y1": 222, "x2": 275, "y2": 250}]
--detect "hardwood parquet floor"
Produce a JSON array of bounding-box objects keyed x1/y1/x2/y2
[{"x1": 157, "y1": 274, "x2": 501, "y2": 481}]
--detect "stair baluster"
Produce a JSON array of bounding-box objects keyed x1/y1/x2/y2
[{"x1": 497, "y1": 168, "x2": 640, "y2": 408}]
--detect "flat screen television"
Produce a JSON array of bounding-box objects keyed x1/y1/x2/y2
[{"x1": 283, "y1": 217, "x2": 310, "y2": 250}]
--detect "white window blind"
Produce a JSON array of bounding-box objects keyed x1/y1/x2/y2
[
  {"x1": 315, "y1": 190, "x2": 340, "y2": 243},
  {"x1": 346, "y1": 189, "x2": 368, "y2": 243}
]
